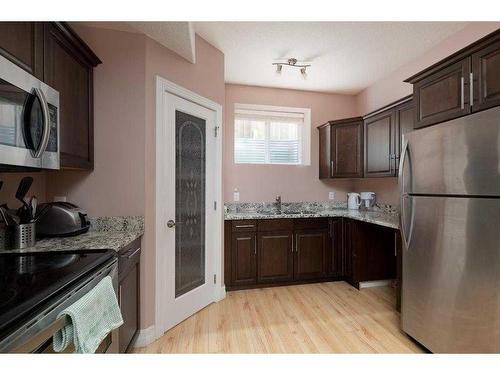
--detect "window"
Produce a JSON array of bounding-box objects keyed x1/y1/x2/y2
[{"x1": 234, "y1": 104, "x2": 311, "y2": 165}]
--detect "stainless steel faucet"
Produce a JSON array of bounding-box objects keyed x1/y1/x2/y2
[{"x1": 275, "y1": 195, "x2": 282, "y2": 213}]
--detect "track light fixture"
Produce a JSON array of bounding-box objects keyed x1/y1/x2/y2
[{"x1": 272, "y1": 58, "x2": 311, "y2": 78}]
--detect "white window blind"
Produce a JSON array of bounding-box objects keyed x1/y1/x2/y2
[{"x1": 234, "y1": 105, "x2": 310, "y2": 165}]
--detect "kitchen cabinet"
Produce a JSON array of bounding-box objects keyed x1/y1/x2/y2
[
  {"x1": 118, "y1": 237, "x2": 141, "y2": 353},
  {"x1": 318, "y1": 117, "x2": 363, "y2": 179},
  {"x1": 0, "y1": 22, "x2": 44, "y2": 79},
  {"x1": 44, "y1": 22, "x2": 101, "y2": 170},
  {"x1": 257, "y1": 230, "x2": 293, "y2": 283},
  {"x1": 343, "y1": 219, "x2": 397, "y2": 289},
  {"x1": 363, "y1": 109, "x2": 395, "y2": 177},
  {"x1": 0, "y1": 22, "x2": 101, "y2": 170},
  {"x1": 363, "y1": 97, "x2": 414, "y2": 177},
  {"x1": 225, "y1": 218, "x2": 335, "y2": 290},
  {"x1": 318, "y1": 124, "x2": 332, "y2": 178},
  {"x1": 231, "y1": 231, "x2": 258, "y2": 287},
  {"x1": 329, "y1": 217, "x2": 344, "y2": 277},
  {"x1": 406, "y1": 29, "x2": 500, "y2": 128}
]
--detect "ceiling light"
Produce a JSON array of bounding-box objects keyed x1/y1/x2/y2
[
  {"x1": 300, "y1": 67, "x2": 307, "y2": 79},
  {"x1": 272, "y1": 57, "x2": 311, "y2": 78}
]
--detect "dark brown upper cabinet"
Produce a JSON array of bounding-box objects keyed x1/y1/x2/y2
[
  {"x1": 318, "y1": 117, "x2": 363, "y2": 179},
  {"x1": 0, "y1": 22, "x2": 101, "y2": 170},
  {"x1": 472, "y1": 39, "x2": 500, "y2": 112},
  {"x1": 44, "y1": 22, "x2": 101, "y2": 170},
  {"x1": 406, "y1": 28, "x2": 500, "y2": 129},
  {"x1": 363, "y1": 97, "x2": 414, "y2": 178},
  {"x1": 0, "y1": 22, "x2": 44, "y2": 79},
  {"x1": 363, "y1": 109, "x2": 395, "y2": 177}
]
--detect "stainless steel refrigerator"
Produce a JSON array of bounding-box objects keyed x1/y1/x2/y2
[{"x1": 399, "y1": 105, "x2": 500, "y2": 353}]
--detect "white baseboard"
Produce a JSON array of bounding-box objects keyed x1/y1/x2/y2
[
  {"x1": 359, "y1": 280, "x2": 392, "y2": 289},
  {"x1": 215, "y1": 284, "x2": 226, "y2": 301},
  {"x1": 132, "y1": 325, "x2": 156, "y2": 348}
]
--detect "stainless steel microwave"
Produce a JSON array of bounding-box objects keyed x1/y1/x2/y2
[{"x1": 0, "y1": 55, "x2": 59, "y2": 170}]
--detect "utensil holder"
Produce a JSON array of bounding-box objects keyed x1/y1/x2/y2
[{"x1": 12, "y1": 223, "x2": 36, "y2": 249}]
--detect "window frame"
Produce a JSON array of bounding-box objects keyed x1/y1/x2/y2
[{"x1": 233, "y1": 103, "x2": 311, "y2": 166}]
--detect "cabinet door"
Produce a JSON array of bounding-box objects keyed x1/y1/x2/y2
[
  {"x1": 0, "y1": 22, "x2": 43, "y2": 79},
  {"x1": 293, "y1": 229, "x2": 329, "y2": 280},
  {"x1": 394, "y1": 100, "x2": 415, "y2": 171},
  {"x1": 414, "y1": 58, "x2": 471, "y2": 128},
  {"x1": 119, "y1": 262, "x2": 139, "y2": 353},
  {"x1": 44, "y1": 23, "x2": 94, "y2": 169},
  {"x1": 343, "y1": 219, "x2": 353, "y2": 283},
  {"x1": 350, "y1": 221, "x2": 396, "y2": 284},
  {"x1": 472, "y1": 39, "x2": 500, "y2": 112},
  {"x1": 231, "y1": 232, "x2": 257, "y2": 286},
  {"x1": 257, "y1": 231, "x2": 293, "y2": 283},
  {"x1": 329, "y1": 218, "x2": 343, "y2": 277},
  {"x1": 331, "y1": 121, "x2": 363, "y2": 178},
  {"x1": 318, "y1": 125, "x2": 332, "y2": 179},
  {"x1": 364, "y1": 109, "x2": 395, "y2": 177}
]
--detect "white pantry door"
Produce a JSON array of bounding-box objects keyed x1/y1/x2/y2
[{"x1": 158, "y1": 91, "x2": 217, "y2": 333}]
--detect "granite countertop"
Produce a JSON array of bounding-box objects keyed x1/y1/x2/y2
[
  {"x1": 0, "y1": 216, "x2": 144, "y2": 254},
  {"x1": 225, "y1": 202, "x2": 399, "y2": 229}
]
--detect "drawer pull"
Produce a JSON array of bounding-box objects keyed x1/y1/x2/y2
[
  {"x1": 235, "y1": 224, "x2": 255, "y2": 228},
  {"x1": 123, "y1": 247, "x2": 141, "y2": 259}
]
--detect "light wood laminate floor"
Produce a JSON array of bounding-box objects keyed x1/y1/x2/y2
[{"x1": 133, "y1": 281, "x2": 424, "y2": 353}]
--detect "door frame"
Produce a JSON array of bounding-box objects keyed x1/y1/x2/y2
[{"x1": 154, "y1": 75, "x2": 224, "y2": 338}]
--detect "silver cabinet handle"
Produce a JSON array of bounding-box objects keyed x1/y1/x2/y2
[
  {"x1": 460, "y1": 76, "x2": 465, "y2": 110},
  {"x1": 235, "y1": 224, "x2": 255, "y2": 228},
  {"x1": 125, "y1": 247, "x2": 141, "y2": 259},
  {"x1": 330, "y1": 160, "x2": 334, "y2": 176},
  {"x1": 254, "y1": 237, "x2": 257, "y2": 255},
  {"x1": 32, "y1": 88, "x2": 51, "y2": 158},
  {"x1": 470, "y1": 72, "x2": 474, "y2": 107}
]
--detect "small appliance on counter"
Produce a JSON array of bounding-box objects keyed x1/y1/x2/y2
[
  {"x1": 36, "y1": 202, "x2": 90, "y2": 237},
  {"x1": 360, "y1": 192, "x2": 376, "y2": 209},
  {"x1": 347, "y1": 192, "x2": 361, "y2": 210}
]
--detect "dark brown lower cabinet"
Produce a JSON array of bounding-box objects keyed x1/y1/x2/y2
[
  {"x1": 231, "y1": 232, "x2": 257, "y2": 287},
  {"x1": 118, "y1": 238, "x2": 141, "y2": 353},
  {"x1": 294, "y1": 229, "x2": 329, "y2": 281},
  {"x1": 343, "y1": 219, "x2": 397, "y2": 289},
  {"x1": 329, "y1": 217, "x2": 344, "y2": 277},
  {"x1": 257, "y1": 231, "x2": 293, "y2": 283}
]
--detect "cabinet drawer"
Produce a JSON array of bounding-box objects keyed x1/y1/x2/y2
[
  {"x1": 231, "y1": 220, "x2": 257, "y2": 232},
  {"x1": 118, "y1": 238, "x2": 141, "y2": 280},
  {"x1": 293, "y1": 218, "x2": 329, "y2": 230},
  {"x1": 257, "y1": 219, "x2": 293, "y2": 232}
]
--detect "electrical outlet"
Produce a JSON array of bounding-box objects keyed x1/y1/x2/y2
[
  {"x1": 328, "y1": 192, "x2": 335, "y2": 200},
  {"x1": 54, "y1": 196, "x2": 67, "y2": 202}
]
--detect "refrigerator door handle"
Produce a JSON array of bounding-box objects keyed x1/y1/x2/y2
[{"x1": 398, "y1": 138, "x2": 413, "y2": 250}]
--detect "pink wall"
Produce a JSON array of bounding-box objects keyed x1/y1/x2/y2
[
  {"x1": 356, "y1": 22, "x2": 500, "y2": 114},
  {"x1": 46, "y1": 26, "x2": 146, "y2": 217},
  {"x1": 0, "y1": 172, "x2": 46, "y2": 209},
  {"x1": 224, "y1": 84, "x2": 357, "y2": 203}
]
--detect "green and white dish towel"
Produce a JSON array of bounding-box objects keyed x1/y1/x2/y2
[{"x1": 53, "y1": 275, "x2": 123, "y2": 353}]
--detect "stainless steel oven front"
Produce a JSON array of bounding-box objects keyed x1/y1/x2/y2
[{"x1": 0, "y1": 54, "x2": 59, "y2": 170}]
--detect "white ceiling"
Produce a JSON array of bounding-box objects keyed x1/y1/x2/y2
[{"x1": 194, "y1": 22, "x2": 469, "y2": 94}]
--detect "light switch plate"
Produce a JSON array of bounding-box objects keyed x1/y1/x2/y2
[
  {"x1": 329, "y1": 192, "x2": 335, "y2": 200},
  {"x1": 234, "y1": 191, "x2": 240, "y2": 202}
]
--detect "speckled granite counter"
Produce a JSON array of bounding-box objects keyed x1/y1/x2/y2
[
  {"x1": 0, "y1": 216, "x2": 144, "y2": 254},
  {"x1": 225, "y1": 202, "x2": 399, "y2": 229}
]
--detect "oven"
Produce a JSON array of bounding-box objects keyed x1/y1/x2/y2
[
  {"x1": 0, "y1": 257, "x2": 119, "y2": 353},
  {"x1": 0, "y1": 54, "x2": 59, "y2": 170}
]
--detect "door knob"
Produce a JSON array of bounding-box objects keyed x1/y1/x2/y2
[{"x1": 167, "y1": 220, "x2": 176, "y2": 228}]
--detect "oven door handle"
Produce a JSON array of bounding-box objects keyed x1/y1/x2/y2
[
  {"x1": 32, "y1": 88, "x2": 51, "y2": 158},
  {"x1": 12, "y1": 315, "x2": 69, "y2": 353}
]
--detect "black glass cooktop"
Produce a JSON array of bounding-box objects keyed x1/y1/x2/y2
[{"x1": 0, "y1": 249, "x2": 115, "y2": 339}]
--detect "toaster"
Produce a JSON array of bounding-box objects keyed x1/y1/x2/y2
[{"x1": 36, "y1": 202, "x2": 90, "y2": 237}]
